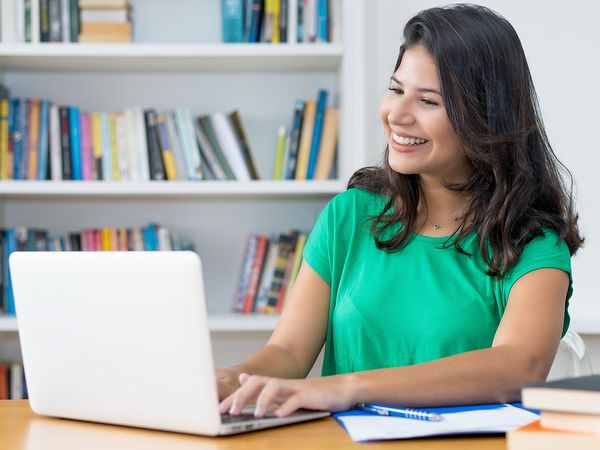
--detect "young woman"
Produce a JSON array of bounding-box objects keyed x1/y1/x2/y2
[{"x1": 217, "y1": 4, "x2": 583, "y2": 418}]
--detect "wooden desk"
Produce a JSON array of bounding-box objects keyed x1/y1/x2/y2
[{"x1": 0, "y1": 401, "x2": 506, "y2": 449}]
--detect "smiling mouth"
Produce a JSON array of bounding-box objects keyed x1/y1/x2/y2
[{"x1": 392, "y1": 132, "x2": 428, "y2": 146}]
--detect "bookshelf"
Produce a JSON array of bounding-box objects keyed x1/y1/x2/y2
[{"x1": 0, "y1": 0, "x2": 370, "y2": 368}]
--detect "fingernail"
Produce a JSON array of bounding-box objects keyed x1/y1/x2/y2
[
  {"x1": 254, "y1": 406, "x2": 265, "y2": 417},
  {"x1": 229, "y1": 402, "x2": 238, "y2": 415}
]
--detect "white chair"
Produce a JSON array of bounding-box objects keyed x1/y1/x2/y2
[{"x1": 546, "y1": 329, "x2": 593, "y2": 381}]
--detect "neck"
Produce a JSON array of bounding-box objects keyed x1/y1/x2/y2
[{"x1": 416, "y1": 175, "x2": 471, "y2": 234}]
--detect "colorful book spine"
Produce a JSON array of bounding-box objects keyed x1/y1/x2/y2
[
  {"x1": 156, "y1": 114, "x2": 178, "y2": 180},
  {"x1": 68, "y1": 106, "x2": 82, "y2": 180},
  {"x1": 247, "y1": 0, "x2": 263, "y2": 42},
  {"x1": 316, "y1": 0, "x2": 328, "y2": 42},
  {"x1": 90, "y1": 112, "x2": 103, "y2": 180},
  {"x1": 59, "y1": 105, "x2": 71, "y2": 180},
  {"x1": 49, "y1": 103, "x2": 62, "y2": 180},
  {"x1": 27, "y1": 99, "x2": 40, "y2": 180},
  {"x1": 37, "y1": 100, "x2": 50, "y2": 180},
  {"x1": 0, "y1": 97, "x2": 9, "y2": 179},
  {"x1": 285, "y1": 100, "x2": 305, "y2": 179},
  {"x1": 222, "y1": 0, "x2": 245, "y2": 43},
  {"x1": 306, "y1": 89, "x2": 328, "y2": 179},
  {"x1": 294, "y1": 99, "x2": 316, "y2": 180},
  {"x1": 10, "y1": 100, "x2": 23, "y2": 180},
  {"x1": 79, "y1": 111, "x2": 93, "y2": 180},
  {"x1": 143, "y1": 109, "x2": 165, "y2": 181},
  {"x1": 175, "y1": 108, "x2": 202, "y2": 181},
  {"x1": 272, "y1": 125, "x2": 287, "y2": 180},
  {"x1": 100, "y1": 112, "x2": 112, "y2": 181},
  {"x1": 108, "y1": 112, "x2": 120, "y2": 180},
  {"x1": 314, "y1": 107, "x2": 338, "y2": 180},
  {"x1": 228, "y1": 110, "x2": 260, "y2": 179},
  {"x1": 194, "y1": 117, "x2": 227, "y2": 180},
  {"x1": 198, "y1": 115, "x2": 236, "y2": 180},
  {"x1": 235, "y1": 235, "x2": 258, "y2": 312},
  {"x1": 243, "y1": 235, "x2": 269, "y2": 313}
]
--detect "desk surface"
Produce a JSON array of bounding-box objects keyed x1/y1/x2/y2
[{"x1": 0, "y1": 401, "x2": 506, "y2": 450}]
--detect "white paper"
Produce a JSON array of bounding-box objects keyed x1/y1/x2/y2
[{"x1": 336, "y1": 404, "x2": 539, "y2": 442}]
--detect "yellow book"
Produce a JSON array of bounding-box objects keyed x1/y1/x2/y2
[
  {"x1": 272, "y1": 125, "x2": 286, "y2": 180},
  {"x1": 27, "y1": 100, "x2": 40, "y2": 180},
  {"x1": 101, "y1": 228, "x2": 112, "y2": 251},
  {"x1": 272, "y1": 0, "x2": 280, "y2": 43},
  {"x1": 0, "y1": 99, "x2": 8, "y2": 179},
  {"x1": 156, "y1": 114, "x2": 177, "y2": 181},
  {"x1": 314, "y1": 108, "x2": 339, "y2": 180},
  {"x1": 108, "y1": 112, "x2": 120, "y2": 181},
  {"x1": 90, "y1": 112, "x2": 103, "y2": 180},
  {"x1": 294, "y1": 100, "x2": 316, "y2": 180}
]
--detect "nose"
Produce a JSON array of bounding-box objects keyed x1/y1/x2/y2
[{"x1": 387, "y1": 96, "x2": 415, "y2": 126}]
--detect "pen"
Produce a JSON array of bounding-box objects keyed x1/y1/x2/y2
[{"x1": 355, "y1": 403, "x2": 443, "y2": 422}]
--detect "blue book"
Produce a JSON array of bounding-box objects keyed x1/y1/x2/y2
[
  {"x1": 143, "y1": 224, "x2": 158, "y2": 251},
  {"x1": 297, "y1": 0, "x2": 304, "y2": 43},
  {"x1": 247, "y1": 0, "x2": 263, "y2": 43},
  {"x1": 222, "y1": 0, "x2": 245, "y2": 43},
  {"x1": 4, "y1": 229, "x2": 17, "y2": 315},
  {"x1": 37, "y1": 100, "x2": 50, "y2": 180},
  {"x1": 9, "y1": 99, "x2": 22, "y2": 180},
  {"x1": 285, "y1": 100, "x2": 305, "y2": 179},
  {"x1": 317, "y1": 0, "x2": 328, "y2": 42},
  {"x1": 68, "y1": 106, "x2": 82, "y2": 180},
  {"x1": 306, "y1": 89, "x2": 328, "y2": 180}
]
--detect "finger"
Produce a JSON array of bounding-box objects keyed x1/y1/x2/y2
[
  {"x1": 226, "y1": 375, "x2": 270, "y2": 415},
  {"x1": 218, "y1": 391, "x2": 235, "y2": 414},
  {"x1": 238, "y1": 372, "x2": 251, "y2": 385},
  {"x1": 254, "y1": 378, "x2": 292, "y2": 417},
  {"x1": 274, "y1": 394, "x2": 304, "y2": 417}
]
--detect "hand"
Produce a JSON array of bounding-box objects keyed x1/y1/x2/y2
[
  {"x1": 215, "y1": 368, "x2": 241, "y2": 401},
  {"x1": 218, "y1": 373, "x2": 356, "y2": 417}
]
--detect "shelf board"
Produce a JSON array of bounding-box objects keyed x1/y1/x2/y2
[
  {"x1": 0, "y1": 180, "x2": 345, "y2": 199},
  {"x1": 0, "y1": 43, "x2": 343, "y2": 72},
  {"x1": 0, "y1": 314, "x2": 277, "y2": 333}
]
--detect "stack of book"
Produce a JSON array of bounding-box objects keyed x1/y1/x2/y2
[
  {"x1": 272, "y1": 88, "x2": 338, "y2": 180},
  {"x1": 508, "y1": 375, "x2": 600, "y2": 449},
  {"x1": 0, "y1": 84, "x2": 260, "y2": 182},
  {"x1": 78, "y1": 0, "x2": 132, "y2": 43},
  {"x1": 0, "y1": 362, "x2": 27, "y2": 400},
  {"x1": 222, "y1": 0, "x2": 340, "y2": 44},
  {"x1": 233, "y1": 230, "x2": 307, "y2": 314},
  {"x1": 0, "y1": 224, "x2": 194, "y2": 316}
]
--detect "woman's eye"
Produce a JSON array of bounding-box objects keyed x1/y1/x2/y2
[
  {"x1": 420, "y1": 98, "x2": 439, "y2": 106},
  {"x1": 388, "y1": 87, "x2": 404, "y2": 95}
]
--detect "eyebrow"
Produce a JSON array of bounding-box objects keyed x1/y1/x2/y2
[{"x1": 390, "y1": 76, "x2": 442, "y2": 96}]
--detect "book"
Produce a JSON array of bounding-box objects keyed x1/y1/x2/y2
[
  {"x1": 143, "y1": 109, "x2": 165, "y2": 181},
  {"x1": 10, "y1": 99, "x2": 23, "y2": 180},
  {"x1": 522, "y1": 375, "x2": 600, "y2": 415},
  {"x1": 79, "y1": 22, "x2": 132, "y2": 43},
  {"x1": 176, "y1": 108, "x2": 202, "y2": 181},
  {"x1": 541, "y1": 410, "x2": 600, "y2": 434},
  {"x1": 68, "y1": 106, "x2": 82, "y2": 180},
  {"x1": 285, "y1": 100, "x2": 305, "y2": 179},
  {"x1": 235, "y1": 235, "x2": 258, "y2": 312},
  {"x1": 306, "y1": 89, "x2": 328, "y2": 179},
  {"x1": 281, "y1": 232, "x2": 306, "y2": 307},
  {"x1": 316, "y1": 0, "x2": 327, "y2": 42},
  {"x1": 100, "y1": 112, "x2": 112, "y2": 181},
  {"x1": 27, "y1": 99, "x2": 40, "y2": 180},
  {"x1": 272, "y1": 125, "x2": 286, "y2": 180},
  {"x1": 265, "y1": 230, "x2": 298, "y2": 313},
  {"x1": 228, "y1": 110, "x2": 260, "y2": 179},
  {"x1": 210, "y1": 112, "x2": 252, "y2": 181},
  {"x1": 59, "y1": 105, "x2": 72, "y2": 180},
  {"x1": 79, "y1": 111, "x2": 93, "y2": 180},
  {"x1": 0, "y1": 96, "x2": 8, "y2": 179},
  {"x1": 247, "y1": 0, "x2": 263, "y2": 43},
  {"x1": 507, "y1": 420, "x2": 600, "y2": 450},
  {"x1": 294, "y1": 99, "x2": 316, "y2": 180},
  {"x1": 195, "y1": 117, "x2": 229, "y2": 180},
  {"x1": 222, "y1": 0, "x2": 245, "y2": 43},
  {"x1": 165, "y1": 112, "x2": 187, "y2": 181},
  {"x1": 40, "y1": 0, "x2": 50, "y2": 41},
  {"x1": 80, "y1": 8, "x2": 130, "y2": 23},
  {"x1": 108, "y1": 112, "x2": 119, "y2": 180},
  {"x1": 48, "y1": 0, "x2": 62, "y2": 42},
  {"x1": 243, "y1": 235, "x2": 269, "y2": 313},
  {"x1": 37, "y1": 100, "x2": 50, "y2": 180},
  {"x1": 314, "y1": 107, "x2": 338, "y2": 179},
  {"x1": 254, "y1": 232, "x2": 280, "y2": 313},
  {"x1": 155, "y1": 114, "x2": 178, "y2": 180},
  {"x1": 49, "y1": 103, "x2": 62, "y2": 180}
]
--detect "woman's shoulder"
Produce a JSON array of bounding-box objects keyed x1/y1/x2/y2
[{"x1": 329, "y1": 187, "x2": 386, "y2": 210}]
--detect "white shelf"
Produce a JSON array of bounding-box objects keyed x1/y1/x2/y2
[
  {"x1": 0, "y1": 43, "x2": 343, "y2": 72},
  {"x1": 0, "y1": 180, "x2": 346, "y2": 199},
  {"x1": 0, "y1": 316, "x2": 17, "y2": 332},
  {"x1": 0, "y1": 314, "x2": 277, "y2": 333}
]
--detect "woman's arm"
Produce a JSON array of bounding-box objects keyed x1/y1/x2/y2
[
  {"x1": 216, "y1": 261, "x2": 330, "y2": 399},
  {"x1": 219, "y1": 267, "x2": 568, "y2": 416}
]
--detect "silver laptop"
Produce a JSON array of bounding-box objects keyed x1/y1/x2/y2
[{"x1": 9, "y1": 251, "x2": 329, "y2": 435}]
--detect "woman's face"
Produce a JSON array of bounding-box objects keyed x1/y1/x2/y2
[{"x1": 380, "y1": 45, "x2": 468, "y2": 182}]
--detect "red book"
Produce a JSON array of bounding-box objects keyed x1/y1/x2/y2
[{"x1": 243, "y1": 235, "x2": 269, "y2": 314}]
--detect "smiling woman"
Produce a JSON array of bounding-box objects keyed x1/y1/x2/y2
[{"x1": 216, "y1": 3, "x2": 584, "y2": 419}]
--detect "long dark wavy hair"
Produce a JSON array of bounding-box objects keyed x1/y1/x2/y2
[{"x1": 348, "y1": 3, "x2": 583, "y2": 278}]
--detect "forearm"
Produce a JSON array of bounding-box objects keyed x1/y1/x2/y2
[
  {"x1": 224, "y1": 344, "x2": 308, "y2": 380},
  {"x1": 345, "y1": 345, "x2": 549, "y2": 407}
]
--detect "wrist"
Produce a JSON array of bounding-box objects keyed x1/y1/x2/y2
[{"x1": 340, "y1": 372, "x2": 363, "y2": 406}]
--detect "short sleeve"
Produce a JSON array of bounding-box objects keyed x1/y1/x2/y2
[
  {"x1": 500, "y1": 229, "x2": 573, "y2": 336},
  {"x1": 303, "y1": 199, "x2": 334, "y2": 285}
]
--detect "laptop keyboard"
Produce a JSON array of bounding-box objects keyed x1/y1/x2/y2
[{"x1": 221, "y1": 413, "x2": 276, "y2": 423}]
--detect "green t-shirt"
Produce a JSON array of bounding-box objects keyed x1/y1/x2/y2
[{"x1": 303, "y1": 188, "x2": 573, "y2": 376}]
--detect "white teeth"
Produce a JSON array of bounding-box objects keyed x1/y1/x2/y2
[{"x1": 392, "y1": 133, "x2": 427, "y2": 146}]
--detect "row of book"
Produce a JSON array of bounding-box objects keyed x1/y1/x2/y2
[
  {"x1": 0, "y1": 224, "x2": 194, "y2": 315},
  {"x1": 234, "y1": 230, "x2": 307, "y2": 314},
  {"x1": 0, "y1": 0, "x2": 130, "y2": 43},
  {"x1": 508, "y1": 375, "x2": 600, "y2": 449},
  {"x1": 222, "y1": 0, "x2": 340, "y2": 44},
  {"x1": 0, "y1": 362, "x2": 27, "y2": 400},
  {"x1": 0, "y1": 84, "x2": 338, "y2": 182},
  {"x1": 0, "y1": 88, "x2": 261, "y2": 182},
  {"x1": 273, "y1": 89, "x2": 338, "y2": 180}
]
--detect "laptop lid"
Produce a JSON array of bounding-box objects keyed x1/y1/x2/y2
[{"x1": 10, "y1": 251, "x2": 223, "y2": 435}]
